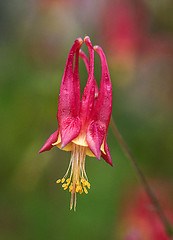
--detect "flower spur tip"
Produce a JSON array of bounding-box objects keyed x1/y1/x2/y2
[
  {"x1": 84, "y1": 37, "x2": 93, "y2": 49},
  {"x1": 76, "y1": 37, "x2": 83, "y2": 45},
  {"x1": 93, "y1": 45, "x2": 100, "y2": 51},
  {"x1": 84, "y1": 36, "x2": 90, "y2": 42}
]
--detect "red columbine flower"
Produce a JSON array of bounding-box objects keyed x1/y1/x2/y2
[
  {"x1": 39, "y1": 36, "x2": 112, "y2": 210},
  {"x1": 119, "y1": 185, "x2": 173, "y2": 240}
]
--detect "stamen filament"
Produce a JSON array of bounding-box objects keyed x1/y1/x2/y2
[{"x1": 56, "y1": 143, "x2": 90, "y2": 210}]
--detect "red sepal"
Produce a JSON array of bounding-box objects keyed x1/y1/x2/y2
[
  {"x1": 86, "y1": 121, "x2": 106, "y2": 160},
  {"x1": 60, "y1": 117, "x2": 81, "y2": 149},
  {"x1": 39, "y1": 129, "x2": 59, "y2": 153},
  {"x1": 101, "y1": 141, "x2": 113, "y2": 167}
]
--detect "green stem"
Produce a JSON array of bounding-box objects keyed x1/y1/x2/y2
[{"x1": 110, "y1": 117, "x2": 173, "y2": 237}]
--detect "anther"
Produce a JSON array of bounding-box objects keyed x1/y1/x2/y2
[
  {"x1": 61, "y1": 178, "x2": 65, "y2": 183},
  {"x1": 56, "y1": 179, "x2": 61, "y2": 184},
  {"x1": 84, "y1": 187, "x2": 88, "y2": 194},
  {"x1": 76, "y1": 185, "x2": 82, "y2": 192},
  {"x1": 66, "y1": 181, "x2": 70, "y2": 186},
  {"x1": 69, "y1": 184, "x2": 73, "y2": 192},
  {"x1": 79, "y1": 189, "x2": 83, "y2": 194},
  {"x1": 86, "y1": 181, "x2": 90, "y2": 189},
  {"x1": 81, "y1": 179, "x2": 85, "y2": 183}
]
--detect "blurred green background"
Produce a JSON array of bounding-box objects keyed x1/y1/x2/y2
[{"x1": 0, "y1": 0, "x2": 173, "y2": 239}]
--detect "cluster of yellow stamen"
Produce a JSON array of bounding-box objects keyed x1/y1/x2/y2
[
  {"x1": 56, "y1": 144, "x2": 90, "y2": 210},
  {"x1": 56, "y1": 177, "x2": 90, "y2": 194}
]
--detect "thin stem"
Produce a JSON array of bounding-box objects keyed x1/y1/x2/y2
[{"x1": 110, "y1": 117, "x2": 173, "y2": 237}]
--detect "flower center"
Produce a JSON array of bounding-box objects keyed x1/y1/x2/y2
[{"x1": 56, "y1": 143, "x2": 90, "y2": 211}]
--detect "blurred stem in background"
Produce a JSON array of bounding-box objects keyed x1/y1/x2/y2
[{"x1": 110, "y1": 117, "x2": 173, "y2": 238}]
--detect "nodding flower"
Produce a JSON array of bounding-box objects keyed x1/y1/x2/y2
[{"x1": 39, "y1": 36, "x2": 113, "y2": 210}]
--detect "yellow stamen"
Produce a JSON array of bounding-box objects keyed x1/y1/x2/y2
[
  {"x1": 76, "y1": 185, "x2": 82, "y2": 192},
  {"x1": 69, "y1": 184, "x2": 73, "y2": 192},
  {"x1": 61, "y1": 178, "x2": 65, "y2": 183},
  {"x1": 56, "y1": 179, "x2": 61, "y2": 184},
  {"x1": 56, "y1": 144, "x2": 91, "y2": 210},
  {"x1": 83, "y1": 187, "x2": 88, "y2": 194},
  {"x1": 79, "y1": 189, "x2": 83, "y2": 194},
  {"x1": 86, "y1": 181, "x2": 90, "y2": 189}
]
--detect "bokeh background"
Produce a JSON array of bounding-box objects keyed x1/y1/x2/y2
[{"x1": 0, "y1": 0, "x2": 173, "y2": 239}]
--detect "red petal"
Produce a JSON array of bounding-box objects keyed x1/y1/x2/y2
[
  {"x1": 61, "y1": 117, "x2": 81, "y2": 149},
  {"x1": 93, "y1": 45, "x2": 112, "y2": 130},
  {"x1": 79, "y1": 49, "x2": 98, "y2": 96},
  {"x1": 58, "y1": 38, "x2": 83, "y2": 147},
  {"x1": 86, "y1": 121, "x2": 106, "y2": 160},
  {"x1": 80, "y1": 36, "x2": 95, "y2": 129},
  {"x1": 101, "y1": 141, "x2": 113, "y2": 167},
  {"x1": 86, "y1": 45, "x2": 112, "y2": 162},
  {"x1": 39, "y1": 129, "x2": 59, "y2": 153},
  {"x1": 79, "y1": 49, "x2": 89, "y2": 72}
]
